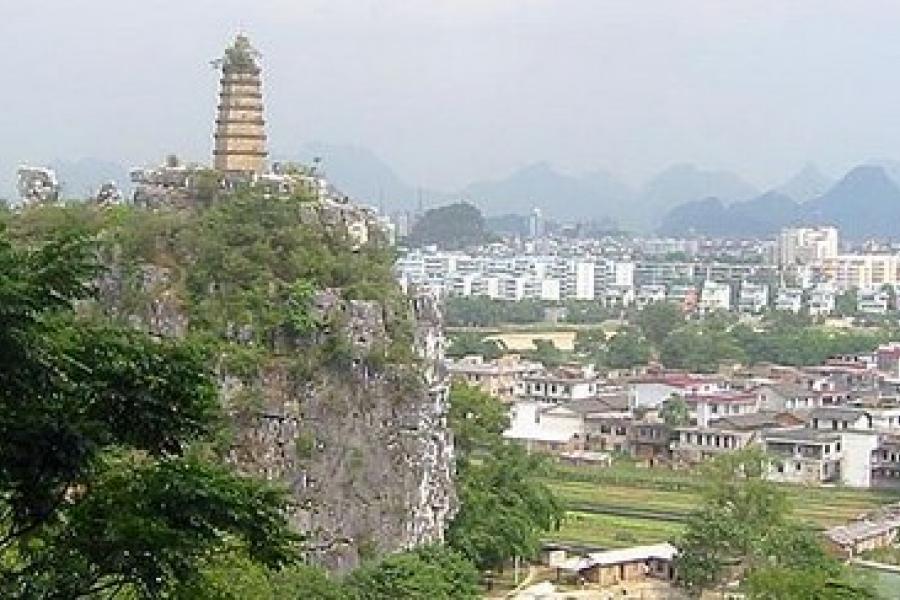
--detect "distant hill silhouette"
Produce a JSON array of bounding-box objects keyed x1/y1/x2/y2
[
  {"x1": 804, "y1": 165, "x2": 900, "y2": 239},
  {"x1": 776, "y1": 163, "x2": 832, "y2": 203},
  {"x1": 637, "y1": 164, "x2": 759, "y2": 229},
  {"x1": 461, "y1": 162, "x2": 635, "y2": 224},
  {"x1": 659, "y1": 192, "x2": 800, "y2": 237},
  {"x1": 660, "y1": 165, "x2": 900, "y2": 240},
  {"x1": 290, "y1": 142, "x2": 444, "y2": 211}
]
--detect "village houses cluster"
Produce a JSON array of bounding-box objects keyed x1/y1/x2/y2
[{"x1": 449, "y1": 345, "x2": 900, "y2": 494}]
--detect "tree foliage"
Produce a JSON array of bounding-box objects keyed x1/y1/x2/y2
[
  {"x1": 0, "y1": 227, "x2": 299, "y2": 598},
  {"x1": 659, "y1": 396, "x2": 690, "y2": 426},
  {"x1": 345, "y1": 544, "x2": 479, "y2": 600},
  {"x1": 446, "y1": 384, "x2": 563, "y2": 570},
  {"x1": 407, "y1": 202, "x2": 487, "y2": 249},
  {"x1": 446, "y1": 333, "x2": 507, "y2": 360},
  {"x1": 635, "y1": 301, "x2": 685, "y2": 346},
  {"x1": 675, "y1": 448, "x2": 876, "y2": 598},
  {"x1": 443, "y1": 296, "x2": 545, "y2": 327},
  {"x1": 602, "y1": 329, "x2": 652, "y2": 369}
]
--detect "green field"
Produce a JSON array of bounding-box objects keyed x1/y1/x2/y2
[{"x1": 543, "y1": 463, "x2": 900, "y2": 550}]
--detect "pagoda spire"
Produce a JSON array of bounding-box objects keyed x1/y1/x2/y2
[{"x1": 212, "y1": 34, "x2": 267, "y2": 175}]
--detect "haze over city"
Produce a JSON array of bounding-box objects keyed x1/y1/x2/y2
[{"x1": 6, "y1": 0, "x2": 900, "y2": 201}]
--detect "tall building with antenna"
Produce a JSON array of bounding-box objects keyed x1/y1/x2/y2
[{"x1": 212, "y1": 34, "x2": 267, "y2": 175}]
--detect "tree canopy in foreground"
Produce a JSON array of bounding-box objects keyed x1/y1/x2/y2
[{"x1": 0, "y1": 227, "x2": 299, "y2": 598}]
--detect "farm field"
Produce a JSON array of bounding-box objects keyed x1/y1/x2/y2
[{"x1": 542, "y1": 463, "x2": 900, "y2": 550}]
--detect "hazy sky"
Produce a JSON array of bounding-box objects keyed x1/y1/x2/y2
[{"x1": 5, "y1": 0, "x2": 900, "y2": 194}]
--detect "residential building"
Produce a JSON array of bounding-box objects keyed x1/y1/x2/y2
[
  {"x1": 821, "y1": 254, "x2": 900, "y2": 291},
  {"x1": 779, "y1": 226, "x2": 838, "y2": 267},
  {"x1": 446, "y1": 354, "x2": 544, "y2": 402},
  {"x1": 808, "y1": 284, "x2": 836, "y2": 316},
  {"x1": 764, "y1": 428, "x2": 843, "y2": 485},
  {"x1": 699, "y1": 281, "x2": 731, "y2": 313},
  {"x1": 774, "y1": 288, "x2": 804, "y2": 313},
  {"x1": 857, "y1": 289, "x2": 890, "y2": 314},
  {"x1": 825, "y1": 509, "x2": 900, "y2": 558},
  {"x1": 738, "y1": 281, "x2": 769, "y2": 314}
]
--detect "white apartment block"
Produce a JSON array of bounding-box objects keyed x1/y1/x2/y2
[
  {"x1": 636, "y1": 284, "x2": 667, "y2": 308},
  {"x1": 738, "y1": 282, "x2": 769, "y2": 314},
  {"x1": 572, "y1": 261, "x2": 596, "y2": 300},
  {"x1": 808, "y1": 284, "x2": 836, "y2": 316},
  {"x1": 857, "y1": 289, "x2": 890, "y2": 315},
  {"x1": 779, "y1": 226, "x2": 839, "y2": 267},
  {"x1": 700, "y1": 281, "x2": 731, "y2": 313},
  {"x1": 821, "y1": 255, "x2": 900, "y2": 291},
  {"x1": 775, "y1": 288, "x2": 804, "y2": 313}
]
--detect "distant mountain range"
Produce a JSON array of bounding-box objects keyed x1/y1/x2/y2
[
  {"x1": 24, "y1": 144, "x2": 900, "y2": 239},
  {"x1": 659, "y1": 164, "x2": 900, "y2": 240}
]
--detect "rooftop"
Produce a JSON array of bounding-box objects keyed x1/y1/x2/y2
[
  {"x1": 764, "y1": 428, "x2": 842, "y2": 444},
  {"x1": 826, "y1": 513, "x2": 900, "y2": 546},
  {"x1": 560, "y1": 543, "x2": 678, "y2": 572}
]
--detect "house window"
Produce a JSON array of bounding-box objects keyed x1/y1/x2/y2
[
  {"x1": 777, "y1": 463, "x2": 784, "y2": 474},
  {"x1": 813, "y1": 418, "x2": 819, "y2": 428},
  {"x1": 795, "y1": 462, "x2": 802, "y2": 471},
  {"x1": 836, "y1": 442, "x2": 841, "y2": 452},
  {"x1": 825, "y1": 444, "x2": 830, "y2": 454},
  {"x1": 832, "y1": 420, "x2": 838, "y2": 430},
  {"x1": 842, "y1": 421, "x2": 848, "y2": 429}
]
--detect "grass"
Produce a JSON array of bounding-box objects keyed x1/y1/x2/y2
[{"x1": 543, "y1": 462, "x2": 900, "y2": 549}]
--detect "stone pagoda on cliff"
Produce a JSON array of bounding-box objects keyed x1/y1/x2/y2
[{"x1": 212, "y1": 34, "x2": 267, "y2": 176}]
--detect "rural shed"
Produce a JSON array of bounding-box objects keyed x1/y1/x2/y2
[{"x1": 558, "y1": 543, "x2": 678, "y2": 586}]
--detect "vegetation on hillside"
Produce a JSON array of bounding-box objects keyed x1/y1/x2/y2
[
  {"x1": 4, "y1": 195, "x2": 413, "y2": 380},
  {"x1": 406, "y1": 202, "x2": 488, "y2": 248}
]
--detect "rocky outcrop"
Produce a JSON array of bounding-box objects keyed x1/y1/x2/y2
[
  {"x1": 226, "y1": 293, "x2": 455, "y2": 571},
  {"x1": 98, "y1": 214, "x2": 457, "y2": 572}
]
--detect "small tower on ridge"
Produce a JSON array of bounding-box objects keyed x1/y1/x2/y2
[{"x1": 212, "y1": 34, "x2": 267, "y2": 176}]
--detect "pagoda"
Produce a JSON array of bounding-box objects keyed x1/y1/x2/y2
[{"x1": 212, "y1": 34, "x2": 267, "y2": 175}]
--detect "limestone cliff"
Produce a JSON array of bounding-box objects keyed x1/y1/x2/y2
[{"x1": 10, "y1": 194, "x2": 456, "y2": 571}]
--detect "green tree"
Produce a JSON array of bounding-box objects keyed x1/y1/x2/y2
[
  {"x1": 835, "y1": 289, "x2": 859, "y2": 317},
  {"x1": 525, "y1": 338, "x2": 567, "y2": 367},
  {"x1": 659, "y1": 395, "x2": 690, "y2": 426},
  {"x1": 635, "y1": 302, "x2": 685, "y2": 347},
  {"x1": 345, "y1": 545, "x2": 479, "y2": 600},
  {"x1": 446, "y1": 333, "x2": 506, "y2": 360},
  {"x1": 407, "y1": 202, "x2": 487, "y2": 249},
  {"x1": 446, "y1": 385, "x2": 563, "y2": 570},
  {"x1": 660, "y1": 325, "x2": 745, "y2": 373},
  {"x1": 573, "y1": 328, "x2": 606, "y2": 354},
  {"x1": 603, "y1": 329, "x2": 652, "y2": 369},
  {"x1": 447, "y1": 383, "x2": 509, "y2": 458},
  {"x1": 0, "y1": 229, "x2": 298, "y2": 598},
  {"x1": 675, "y1": 448, "x2": 876, "y2": 598}
]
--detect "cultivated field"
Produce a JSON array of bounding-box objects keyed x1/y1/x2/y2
[{"x1": 543, "y1": 463, "x2": 900, "y2": 550}]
